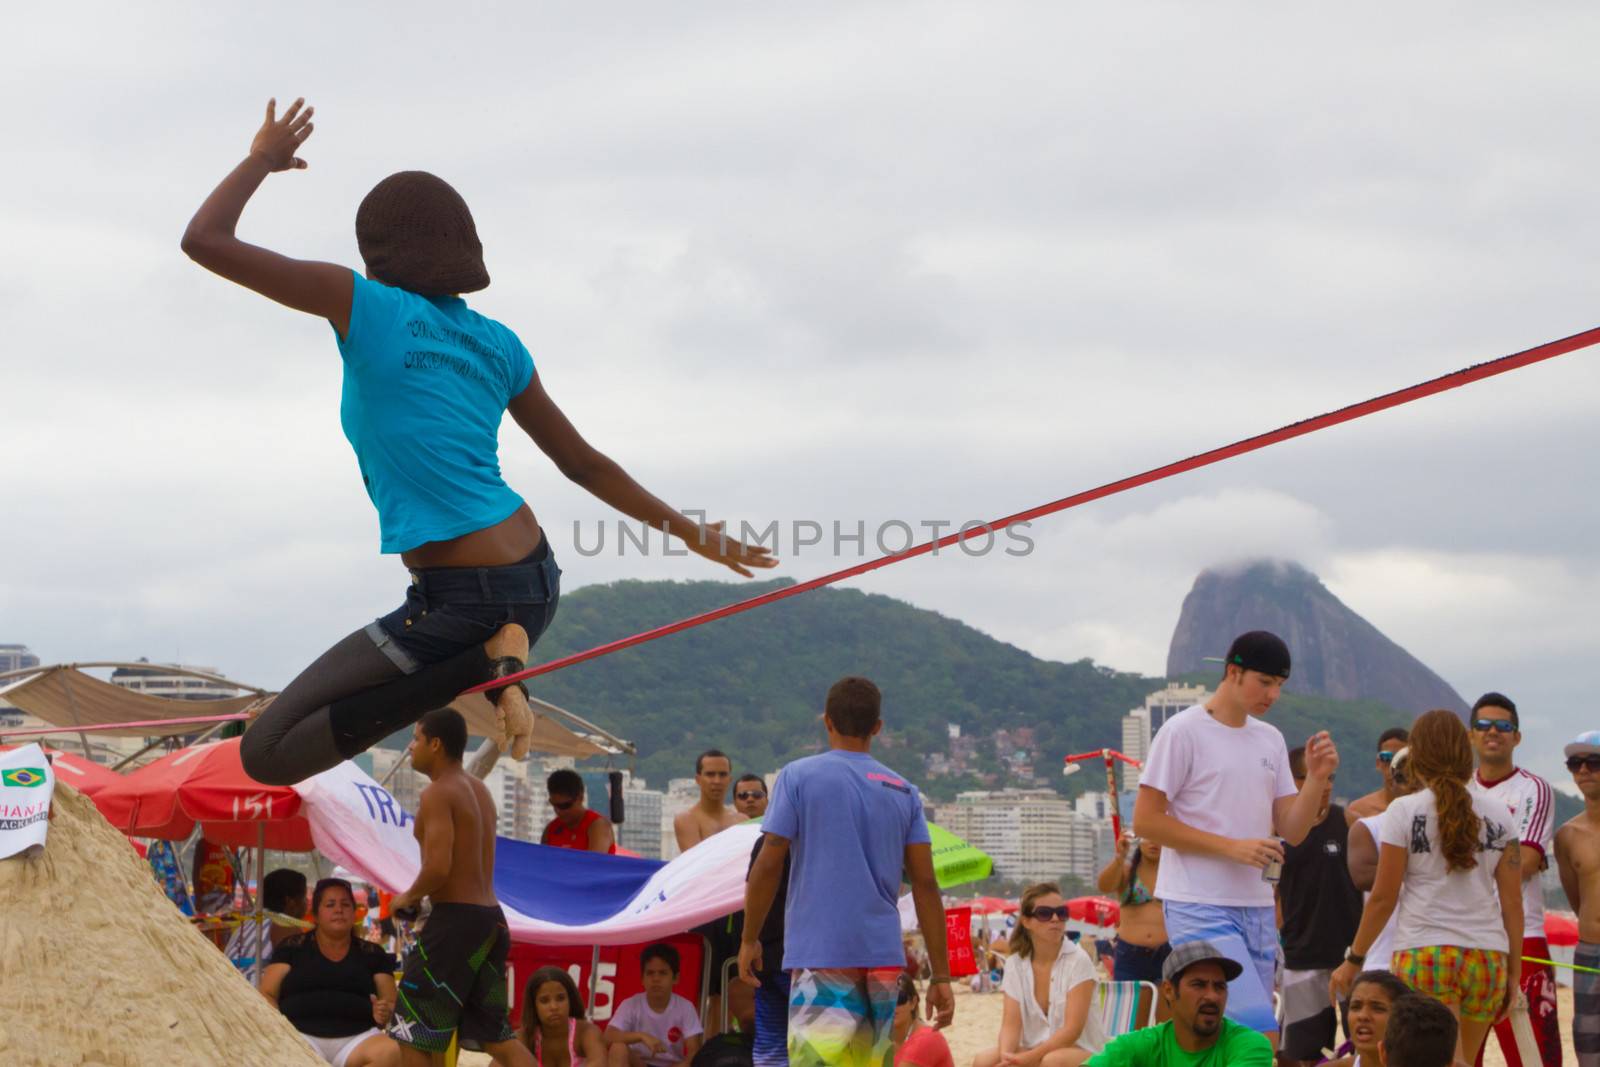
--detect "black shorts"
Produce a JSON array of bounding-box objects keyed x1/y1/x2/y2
[
  {"x1": 695, "y1": 911, "x2": 745, "y2": 993},
  {"x1": 391, "y1": 903, "x2": 515, "y2": 1054}
]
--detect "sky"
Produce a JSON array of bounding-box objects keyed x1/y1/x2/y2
[{"x1": 4, "y1": 3, "x2": 1596, "y2": 786}]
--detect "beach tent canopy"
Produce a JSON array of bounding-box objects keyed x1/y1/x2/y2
[
  {"x1": 0, "y1": 662, "x2": 633, "y2": 759},
  {"x1": 0, "y1": 664, "x2": 263, "y2": 739}
]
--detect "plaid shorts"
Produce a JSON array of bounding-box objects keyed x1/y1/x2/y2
[{"x1": 1393, "y1": 945, "x2": 1508, "y2": 1022}]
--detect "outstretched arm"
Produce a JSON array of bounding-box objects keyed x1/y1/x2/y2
[
  {"x1": 180, "y1": 97, "x2": 353, "y2": 337},
  {"x1": 509, "y1": 372, "x2": 778, "y2": 577}
]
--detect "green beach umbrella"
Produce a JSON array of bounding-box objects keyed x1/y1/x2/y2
[{"x1": 929, "y1": 820, "x2": 992, "y2": 888}]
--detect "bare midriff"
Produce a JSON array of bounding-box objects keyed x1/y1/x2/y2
[
  {"x1": 401, "y1": 504, "x2": 543, "y2": 570},
  {"x1": 1118, "y1": 898, "x2": 1167, "y2": 948}
]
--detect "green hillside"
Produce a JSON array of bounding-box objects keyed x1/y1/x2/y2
[{"x1": 519, "y1": 578, "x2": 1404, "y2": 801}]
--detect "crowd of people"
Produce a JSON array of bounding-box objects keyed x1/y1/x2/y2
[{"x1": 231, "y1": 633, "x2": 1600, "y2": 1067}]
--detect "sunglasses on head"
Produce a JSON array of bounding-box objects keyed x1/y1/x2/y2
[
  {"x1": 1026, "y1": 905, "x2": 1070, "y2": 922},
  {"x1": 1568, "y1": 755, "x2": 1600, "y2": 773},
  {"x1": 1472, "y1": 719, "x2": 1517, "y2": 734},
  {"x1": 736, "y1": 790, "x2": 766, "y2": 801}
]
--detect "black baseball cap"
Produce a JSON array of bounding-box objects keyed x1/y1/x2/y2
[{"x1": 1223, "y1": 630, "x2": 1291, "y2": 679}]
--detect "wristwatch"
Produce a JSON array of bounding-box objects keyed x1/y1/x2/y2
[{"x1": 1344, "y1": 950, "x2": 1366, "y2": 967}]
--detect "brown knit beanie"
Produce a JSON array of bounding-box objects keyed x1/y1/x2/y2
[{"x1": 355, "y1": 171, "x2": 489, "y2": 295}]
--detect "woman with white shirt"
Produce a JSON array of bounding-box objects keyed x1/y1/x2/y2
[
  {"x1": 1330, "y1": 710, "x2": 1522, "y2": 1064},
  {"x1": 974, "y1": 883, "x2": 1106, "y2": 1067}
]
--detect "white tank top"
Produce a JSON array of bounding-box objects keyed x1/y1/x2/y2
[{"x1": 1358, "y1": 814, "x2": 1398, "y2": 971}]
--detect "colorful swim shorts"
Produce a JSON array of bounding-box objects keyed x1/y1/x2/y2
[
  {"x1": 1393, "y1": 945, "x2": 1508, "y2": 1023},
  {"x1": 787, "y1": 966, "x2": 901, "y2": 1067}
]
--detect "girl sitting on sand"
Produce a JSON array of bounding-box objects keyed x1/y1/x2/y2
[
  {"x1": 975, "y1": 883, "x2": 1107, "y2": 1067},
  {"x1": 1322, "y1": 970, "x2": 1411, "y2": 1067},
  {"x1": 518, "y1": 968, "x2": 606, "y2": 1067},
  {"x1": 182, "y1": 98, "x2": 774, "y2": 788},
  {"x1": 260, "y1": 878, "x2": 400, "y2": 1067}
]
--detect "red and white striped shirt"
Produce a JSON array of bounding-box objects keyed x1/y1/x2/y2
[{"x1": 1469, "y1": 766, "x2": 1554, "y2": 933}]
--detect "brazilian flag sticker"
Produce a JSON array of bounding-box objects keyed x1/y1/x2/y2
[{"x1": 1, "y1": 767, "x2": 47, "y2": 788}]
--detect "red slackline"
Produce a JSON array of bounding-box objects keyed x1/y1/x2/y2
[{"x1": 463, "y1": 324, "x2": 1600, "y2": 698}]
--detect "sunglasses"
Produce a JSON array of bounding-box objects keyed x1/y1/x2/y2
[
  {"x1": 1026, "y1": 905, "x2": 1070, "y2": 922},
  {"x1": 1567, "y1": 756, "x2": 1600, "y2": 774},
  {"x1": 1472, "y1": 719, "x2": 1517, "y2": 735},
  {"x1": 1378, "y1": 751, "x2": 1396, "y2": 764},
  {"x1": 550, "y1": 798, "x2": 577, "y2": 810},
  {"x1": 736, "y1": 791, "x2": 766, "y2": 801}
]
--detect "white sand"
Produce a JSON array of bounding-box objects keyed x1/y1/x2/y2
[{"x1": 0, "y1": 785, "x2": 326, "y2": 1067}]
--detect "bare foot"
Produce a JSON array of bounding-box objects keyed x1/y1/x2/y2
[{"x1": 484, "y1": 624, "x2": 533, "y2": 759}]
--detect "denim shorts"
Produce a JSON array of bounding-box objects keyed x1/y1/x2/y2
[
  {"x1": 1112, "y1": 938, "x2": 1171, "y2": 984},
  {"x1": 365, "y1": 539, "x2": 561, "y2": 674}
]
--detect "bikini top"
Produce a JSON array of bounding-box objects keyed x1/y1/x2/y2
[
  {"x1": 534, "y1": 1020, "x2": 579, "y2": 1066},
  {"x1": 1122, "y1": 867, "x2": 1154, "y2": 907}
]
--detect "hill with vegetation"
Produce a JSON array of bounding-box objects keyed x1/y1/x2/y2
[{"x1": 518, "y1": 578, "x2": 1409, "y2": 802}]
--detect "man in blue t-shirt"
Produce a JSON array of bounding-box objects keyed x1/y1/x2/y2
[{"x1": 739, "y1": 676, "x2": 954, "y2": 1067}]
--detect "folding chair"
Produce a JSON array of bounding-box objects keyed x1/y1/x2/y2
[{"x1": 1096, "y1": 979, "x2": 1158, "y2": 1037}]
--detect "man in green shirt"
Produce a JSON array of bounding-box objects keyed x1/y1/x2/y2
[{"x1": 1088, "y1": 941, "x2": 1274, "y2": 1066}]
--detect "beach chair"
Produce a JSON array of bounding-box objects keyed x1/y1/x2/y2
[{"x1": 1096, "y1": 979, "x2": 1158, "y2": 1036}]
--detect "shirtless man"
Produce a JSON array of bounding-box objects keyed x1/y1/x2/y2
[
  {"x1": 674, "y1": 750, "x2": 745, "y2": 850},
  {"x1": 675, "y1": 750, "x2": 750, "y2": 1037},
  {"x1": 1556, "y1": 730, "x2": 1600, "y2": 1067},
  {"x1": 389, "y1": 708, "x2": 533, "y2": 1067},
  {"x1": 1345, "y1": 727, "x2": 1410, "y2": 826}
]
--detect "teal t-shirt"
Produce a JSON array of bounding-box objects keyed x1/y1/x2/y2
[
  {"x1": 1086, "y1": 1019, "x2": 1273, "y2": 1066},
  {"x1": 336, "y1": 273, "x2": 535, "y2": 554}
]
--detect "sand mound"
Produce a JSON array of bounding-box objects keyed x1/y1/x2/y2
[{"x1": 0, "y1": 785, "x2": 325, "y2": 1067}]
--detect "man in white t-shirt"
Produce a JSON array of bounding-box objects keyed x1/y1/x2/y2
[
  {"x1": 1467, "y1": 691, "x2": 1560, "y2": 1067},
  {"x1": 1133, "y1": 630, "x2": 1339, "y2": 1037}
]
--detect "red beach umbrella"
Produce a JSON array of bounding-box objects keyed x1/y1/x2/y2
[
  {"x1": 91, "y1": 738, "x2": 312, "y2": 850},
  {"x1": 1066, "y1": 896, "x2": 1121, "y2": 927},
  {"x1": 1546, "y1": 911, "x2": 1579, "y2": 948},
  {"x1": 970, "y1": 896, "x2": 1020, "y2": 915}
]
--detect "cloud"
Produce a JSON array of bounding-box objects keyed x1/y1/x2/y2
[{"x1": 1, "y1": 3, "x2": 1595, "y2": 791}]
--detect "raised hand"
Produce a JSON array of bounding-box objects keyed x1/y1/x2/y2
[
  {"x1": 250, "y1": 97, "x2": 315, "y2": 172},
  {"x1": 687, "y1": 520, "x2": 779, "y2": 578},
  {"x1": 1303, "y1": 730, "x2": 1340, "y2": 780}
]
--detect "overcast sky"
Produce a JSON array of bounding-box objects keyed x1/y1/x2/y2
[{"x1": 5, "y1": 3, "x2": 1596, "y2": 786}]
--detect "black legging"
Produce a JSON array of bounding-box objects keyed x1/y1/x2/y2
[{"x1": 240, "y1": 630, "x2": 496, "y2": 786}]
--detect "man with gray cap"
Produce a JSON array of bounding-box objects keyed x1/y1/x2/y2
[
  {"x1": 1556, "y1": 730, "x2": 1600, "y2": 1066},
  {"x1": 1133, "y1": 629, "x2": 1340, "y2": 1037},
  {"x1": 1085, "y1": 940, "x2": 1272, "y2": 1064}
]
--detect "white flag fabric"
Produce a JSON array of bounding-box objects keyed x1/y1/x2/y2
[{"x1": 0, "y1": 743, "x2": 57, "y2": 859}]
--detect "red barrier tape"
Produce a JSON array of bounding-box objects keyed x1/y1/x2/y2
[{"x1": 464, "y1": 325, "x2": 1600, "y2": 697}]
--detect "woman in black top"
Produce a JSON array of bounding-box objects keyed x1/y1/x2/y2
[{"x1": 261, "y1": 878, "x2": 400, "y2": 1067}]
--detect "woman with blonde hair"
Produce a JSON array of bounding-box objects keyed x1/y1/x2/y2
[
  {"x1": 974, "y1": 883, "x2": 1106, "y2": 1067},
  {"x1": 1330, "y1": 710, "x2": 1522, "y2": 1063}
]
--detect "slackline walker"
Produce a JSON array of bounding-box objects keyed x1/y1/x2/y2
[{"x1": 463, "y1": 324, "x2": 1600, "y2": 699}]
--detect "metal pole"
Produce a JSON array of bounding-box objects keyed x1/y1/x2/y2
[
  {"x1": 252, "y1": 823, "x2": 266, "y2": 987},
  {"x1": 1103, "y1": 749, "x2": 1122, "y2": 840},
  {"x1": 588, "y1": 944, "x2": 602, "y2": 1017}
]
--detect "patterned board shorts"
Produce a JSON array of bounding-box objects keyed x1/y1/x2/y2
[
  {"x1": 1575, "y1": 941, "x2": 1600, "y2": 1066},
  {"x1": 788, "y1": 967, "x2": 901, "y2": 1067},
  {"x1": 390, "y1": 903, "x2": 515, "y2": 1054},
  {"x1": 1393, "y1": 945, "x2": 1508, "y2": 1023}
]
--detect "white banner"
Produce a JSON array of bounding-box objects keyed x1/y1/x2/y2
[{"x1": 0, "y1": 743, "x2": 56, "y2": 859}]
